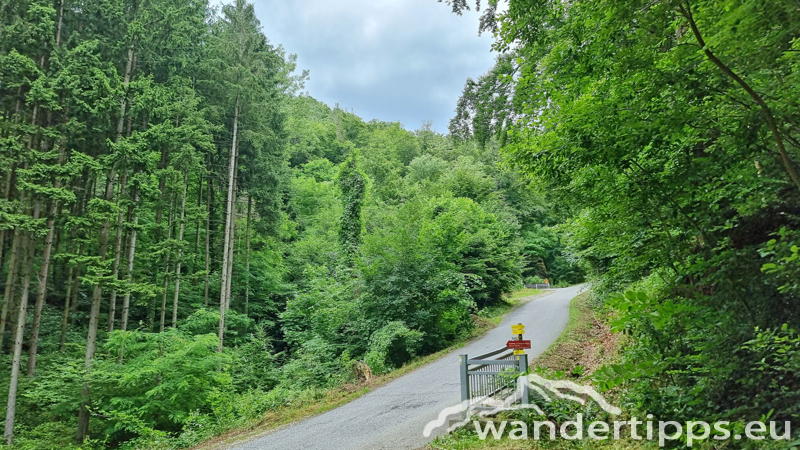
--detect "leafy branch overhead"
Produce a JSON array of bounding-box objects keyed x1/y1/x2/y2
[{"x1": 443, "y1": 0, "x2": 800, "y2": 436}]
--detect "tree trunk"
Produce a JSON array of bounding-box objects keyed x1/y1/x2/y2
[
  {"x1": 26, "y1": 200, "x2": 57, "y2": 376},
  {"x1": 2, "y1": 169, "x2": 32, "y2": 347},
  {"x1": 0, "y1": 230, "x2": 5, "y2": 285},
  {"x1": 55, "y1": 0, "x2": 65, "y2": 46},
  {"x1": 193, "y1": 162, "x2": 205, "y2": 273},
  {"x1": 76, "y1": 42, "x2": 134, "y2": 441},
  {"x1": 76, "y1": 170, "x2": 116, "y2": 442},
  {"x1": 27, "y1": 136, "x2": 69, "y2": 375},
  {"x1": 0, "y1": 166, "x2": 10, "y2": 277},
  {"x1": 225, "y1": 210, "x2": 234, "y2": 311},
  {"x1": 59, "y1": 263, "x2": 73, "y2": 352},
  {"x1": 4, "y1": 201, "x2": 40, "y2": 445},
  {"x1": 24, "y1": 0, "x2": 69, "y2": 372},
  {"x1": 104, "y1": 46, "x2": 134, "y2": 335},
  {"x1": 159, "y1": 193, "x2": 175, "y2": 333},
  {"x1": 52, "y1": 225, "x2": 61, "y2": 299},
  {"x1": 69, "y1": 244, "x2": 83, "y2": 324},
  {"x1": 0, "y1": 230, "x2": 5, "y2": 281},
  {"x1": 172, "y1": 172, "x2": 188, "y2": 327},
  {"x1": 107, "y1": 174, "x2": 128, "y2": 332},
  {"x1": 678, "y1": 3, "x2": 800, "y2": 192},
  {"x1": 156, "y1": 147, "x2": 169, "y2": 227},
  {"x1": 0, "y1": 167, "x2": 12, "y2": 269},
  {"x1": 69, "y1": 173, "x2": 92, "y2": 327},
  {"x1": 118, "y1": 196, "x2": 138, "y2": 362},
  {"x1": 120, "y1": 196, "x2": 138, "y2": 332},
  {"x1": 152, "y1": 141, "x2": 168, "y2": 331},
  {"x1": 147, "y1": 293, "x2": 156, "y2": 331},
  {"x1": 219, "y1": 95, "x2": 239, "y2": 352},
  {"x1": 225, "y1": 173, "x2": 237, "y2": 311},
  {"x1": 203, "y1": 174, "x2": 211, "y2": 307},
  {"x1": 0, "y1": 229, "x2": 21, "y2": 353},
  {"x1": 244, "y1": 196, "x2": 251, "y2": 316}
]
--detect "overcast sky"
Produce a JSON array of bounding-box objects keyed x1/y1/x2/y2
[{"x1": 252, "y1": 0, "x2": 498, "y2": 133}]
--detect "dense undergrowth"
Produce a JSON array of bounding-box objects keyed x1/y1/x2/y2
[
  {"x1": 434, "y1": 0, "x2": 800, "y2": 448},
  {"x1": 431, "y1": 291, "x2": 798, "y2": 450},
  {"x1": 0, "y1": 289, "x2": 542, "y2": 450}
]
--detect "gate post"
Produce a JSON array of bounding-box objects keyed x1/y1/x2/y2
[
  {"x1": 517, "y1": 353, "x2": 529, "y2": 406},
  {"x1": 459, "y1": 354, "x2": 469, "y2": 407}
]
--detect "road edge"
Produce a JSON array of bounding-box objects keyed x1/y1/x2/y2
[{"x1": 192, "y1": 290, "x2": 556, "y2": 450}]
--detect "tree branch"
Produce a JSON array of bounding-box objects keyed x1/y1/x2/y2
[{"x1": 677, "y1": 1, "x2": 800, "y2": 192}]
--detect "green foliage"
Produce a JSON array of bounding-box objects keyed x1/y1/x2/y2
[
  {"x1": 280, "y1": 267, "x2": 357, "y2": 351},
  {"x1": 230, "y1": 326, "x2": 280, "y2": 392},
  {"x1": 337, "y1": 151, "x2": 367, "y2": 259},
  {"x1": 396, "y1": 7, "x2": 800, "y2": 450},
  {"x1": 524, "y1": 275, "x2": 545, "y2": 285},
  {"x1": 364, "y1": 321, "x2": 423, "y2": 375},
  {"x1": 0, "y1": 0, "x2": 582, "y2": 445},
  {"x1": 179, "y1": 309, "x2": 255, "y2": 347},
  {"x1": 285, "y1": 96, "x2": 349, "y2": 166},
  {"x1": 279, "y1": 338, "x2": 347, "y2": 389},
  {"x1": 450, "y1": 53, "x2": 519, "y2": 147},
  {"x1": 407, "y1": 154, "x2": 448, "y2": 184},
  {"x1": 438, "y1": 0, "x2": 800, "y2": 435},
  {"x1": 99, "y1": 330, "x2": 232, "y2": 434},
  {"x1": 760, "y1": 227, "x2": 800, "y2": 296},
  {"x1": 738, "y1": 325, "x2": 800, "y2": 421},
  {"x1": 418, "y1": 196, "x2": 522, "y2": 308},
  {"x1": 359, "y1": 198, "x2": 481, "y2": 350}
]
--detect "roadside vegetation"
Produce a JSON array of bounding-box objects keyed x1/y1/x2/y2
[
  {"x1": 527, "y1": 293, "x2": 619, "y2": 380},
  {"x1": 433, "y1": 0, "x2": 800, "y2": 448},
  {"x1": 428, "y1": 293, "x2": 642, "y2": 450},
  {"x1": 193, "y1": 288, "x2": 546, "y2": 450}
]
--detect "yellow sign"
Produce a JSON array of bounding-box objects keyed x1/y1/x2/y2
[
  {"x1": 511, "y1": 324, "x2": 525, "y2": 333},
  {"x1": 513, "y1": 349, "x2": 526, "y2": 355}
]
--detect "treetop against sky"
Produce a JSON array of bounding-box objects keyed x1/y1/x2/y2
[{"x1": 251, "y1": 0, "x2": 498, "y2": 132}]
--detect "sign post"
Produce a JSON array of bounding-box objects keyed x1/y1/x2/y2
[
  {"x1": 509, "y1": 323, "x2": 530, "y2": 405},
  {"x1": 509, "y1": 323, "x2": 528, "y2": 355}
]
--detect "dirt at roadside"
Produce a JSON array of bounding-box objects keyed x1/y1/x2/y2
[{"x1": 528, "y1": 292, "x2": 620, "y2": 378}]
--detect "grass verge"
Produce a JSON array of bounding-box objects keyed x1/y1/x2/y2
[
  {"x1": 192, "y1": 288, "x2": 550, "y2": 450},
  {"x1": 528, "y1": 291, "x2": 619, "y2": 378}
]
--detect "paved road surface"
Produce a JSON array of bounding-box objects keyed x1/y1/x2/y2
[{"x1": 234, "y1": 285, "x2": 585, "y2": 450}]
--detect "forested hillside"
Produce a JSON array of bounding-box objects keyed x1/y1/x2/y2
[
  {"x1": 443, "y1": 0, "x2": 800, "y2": 445},
  {"x1": 8, "y1": 0, "x2": 796, "y2": 447},
  {"x1": 0, "y1": 0, "x2": 583, "y2": 447}
]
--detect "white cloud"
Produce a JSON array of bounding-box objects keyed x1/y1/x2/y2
[{"x1": 252, "y1": 0, "x2": 497, "y2": 132}]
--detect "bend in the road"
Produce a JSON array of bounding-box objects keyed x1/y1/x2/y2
[{"x1": 234, "y1": 285, "x2": 586, "y2": 450}]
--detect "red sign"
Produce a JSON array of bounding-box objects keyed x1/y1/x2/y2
[{"x1": 507, "y1": 340, "x2": 531, "y2": 350}]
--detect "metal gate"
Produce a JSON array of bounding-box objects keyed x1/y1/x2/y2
[{"x1": 459, "y1": 347, "x2": 529, "y2": 410}]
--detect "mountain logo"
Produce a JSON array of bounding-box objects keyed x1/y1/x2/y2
[{"x1": 422, "y1": 374, "x2": 621, "y2": 437}]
